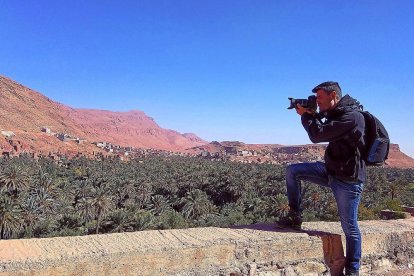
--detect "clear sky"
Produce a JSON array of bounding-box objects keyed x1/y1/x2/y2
[{"x1": 1, "y1": 1, "x2": 413, "y2": 157}]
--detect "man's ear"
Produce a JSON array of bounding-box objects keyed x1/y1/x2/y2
[{"x1": 331, "y1": 91, "x2": 338, "y2": 101}]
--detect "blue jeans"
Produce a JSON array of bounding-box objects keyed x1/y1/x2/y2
[{"x1": 286, "y1": 162, "x2": 364, "y2": 272}]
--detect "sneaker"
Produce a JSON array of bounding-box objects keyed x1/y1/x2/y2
[{"x1": 276, "y1": 210, "x2": 302, "y2": 230}]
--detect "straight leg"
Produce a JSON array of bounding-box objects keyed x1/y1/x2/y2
[{"x1": 330, "y1": 178, "x2": 364, "y2": 273}]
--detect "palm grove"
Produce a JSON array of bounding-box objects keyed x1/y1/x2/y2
[{"x1": 0, "y1": 154, "x2": 413, "y2": 239}]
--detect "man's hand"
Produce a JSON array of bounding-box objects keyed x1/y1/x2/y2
[{"x1": 295, "y1": 104, "x2": 315, "y2": 116}]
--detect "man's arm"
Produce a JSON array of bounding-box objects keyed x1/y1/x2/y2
[{"x1": 300, "y1": 112, "x2": 358, "y2": 143}]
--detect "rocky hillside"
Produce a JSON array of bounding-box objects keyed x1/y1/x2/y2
[
  {"x1": 385, "y1": 144, "x2": 414, "y2": 168},
  {"x1": 0, "y1": 75, "x2": 207, "y2": 153},
  {"x1": 1, "y1": 75, "x2": 413, "y2": 168},
  {"x1": 193, "y1": 141, "x2": 414, "y2": 168}
]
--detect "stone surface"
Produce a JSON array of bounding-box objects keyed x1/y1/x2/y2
[{"x1": 0, "y1": 219, "x2": 413, "y2": 275}]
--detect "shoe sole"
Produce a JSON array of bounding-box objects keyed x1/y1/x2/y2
[{"x1": 274, "y1": 223, "x2": 302, "y2": 231}]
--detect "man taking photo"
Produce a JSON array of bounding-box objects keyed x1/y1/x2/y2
[{"x1": 277, "y1": 81, "x2": 366, "y2": 276}]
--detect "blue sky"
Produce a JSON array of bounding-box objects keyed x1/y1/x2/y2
[{"x1": 1, "y1": 1, "x2": 413, "y2": 157}]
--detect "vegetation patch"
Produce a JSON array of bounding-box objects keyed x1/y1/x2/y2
[{"x1": 0, "y1": 154, "x2": 413, "y2": 239}]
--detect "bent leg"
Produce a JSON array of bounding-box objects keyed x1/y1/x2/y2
[{"x1": 285, "y1": 162, "x2": 329, "y2": 212}]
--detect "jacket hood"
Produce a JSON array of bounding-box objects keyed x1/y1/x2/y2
[{"x1": 324, "y1": 94, "x2": 362, "y2": 118}]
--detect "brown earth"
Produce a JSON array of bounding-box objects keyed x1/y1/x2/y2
[
  {"x1": 1, "y1": 219, "x2": 413, "y2": 275},
  {"x1": 0, "y1": 75, "x2": 207, "y2": 154},
  {"x1": 385, "y1": 144, "x2": 414, "y2": 168}
]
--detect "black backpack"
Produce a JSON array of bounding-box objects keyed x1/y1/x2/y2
[{"x1": 359, "y1": 109, "x2": 390, "y2": 166}]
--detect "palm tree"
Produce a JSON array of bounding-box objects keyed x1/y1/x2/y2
[
  {"x1": 310, "y1": 192, "x2": 322, "y2": 210},
  {"x1": 112, "y1": 178, "x2": 135, "y2": 209},
  {"x1": 134, "y1": 182, "x2": 152, "y2": 209},
  {"x1": 105, "y1": 209, "x2": 134, "y2": 233},
  {"x1": 180, "y1": 189, "x2": 215, "y2": 219},
  {"x1": 388, "y1": 182, "x2": 400, "y2": 201},
  {"x1": 90, "y1": 185, "x2": 113, "y2": 234},
  {"x1": 31, "y1": 218, "x2": 58, "y2": 238},
  {"x1": 33, "y1": 188, "x2": 58, "y2": 217},
  {"x1": 240, "y1": 191, "x2": 261, "y2": 212},
  {"x1": 75, "y1": 197, "x2": 94, "y2": 223},
  {"x1": 148, "y1": 195, "x2": 171, "y2": 215},
  {"x1": 156, "y1": 209, "x2": 188, "y2": 229},
  {"x1": 32, "y1": 169, "x2": 58, "y2": 196},
  {"x1": 225, "y1": 181, "x2": 243, "y2": 202},
  {"x1": 272, "y1": 194, "x2": 290, "y2": 218},
  {"x1": 0, "y1": 165, "x2": 29, "y2": 196},
  {"x1": 0, "y1": 196, "x2": 23, "y2": 239},
  {"x1": 133, "y1": 210, "x2": 154, "y2": 231},
  {"x1": 20, "y1": 196, "x2": 42, "y2": 238}
]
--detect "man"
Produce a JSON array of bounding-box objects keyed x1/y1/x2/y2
[{"x1": 277, "y1": 81, "x2": 366, "y2": 276}]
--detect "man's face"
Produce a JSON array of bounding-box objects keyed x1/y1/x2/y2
[{"x1": 316, "y1": 89, "x2": 336, "y2": 112}]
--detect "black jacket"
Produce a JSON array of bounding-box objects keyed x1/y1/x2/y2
[{"x1": 301, "y1": 95, "x2": 366, "y2": 183}]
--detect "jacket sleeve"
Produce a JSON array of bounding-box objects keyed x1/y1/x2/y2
[{"x1": 301, "y1": 112, "x2": 358, "y2": 143}]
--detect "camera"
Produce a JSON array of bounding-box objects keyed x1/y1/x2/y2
[{"x1": 288, "y1": 95, "x2": 317, "y2": 110}]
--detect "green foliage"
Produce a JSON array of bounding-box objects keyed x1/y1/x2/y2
[
  {"x1": 0, "y1": 164, "x2": 29, "y2": 196},
  {"x1": 133, "y1": 210, "x2": 154, "y2": 231},
  {"x1": 155, "y1": 210, "x2": 188, "y2": 230},
  {"x1": 31, "y1": 219, "x2": 58, "y2": 238},
  {"x1": 0, "y1": 195, "x2": 22, "y2": 239},
  {"x1": 218, "y1": 203, "x2": 252, "y2": 226},
  {"x1": 0, "y1": 154, "x2": 413, "y2": 239},
  {"x1": 302, "y1": 210, "x2": 318, "y2": 222},
  {"x1": 179, "y1": 189, "x2": 217, "y2": 220},
  {"x1": 393, "y1": 211, "x2": 408, "y2": 219},
  {"x1": 382, "y1": 199, "x2": 403, "y2": 212},
  {"x1": 358, "y1": 205, "x2": 379, "y2": 220}
]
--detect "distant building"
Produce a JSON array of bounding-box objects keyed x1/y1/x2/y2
[
  {"x1": 41, "y1": 127, "x2": 51, "y2": 134},
  {"x1": 224, "y1": 146, "x2": 237, "y2": 155},
  {"x1": 1, "y1": 130, "x2": 15, "y2": 138},
  {"x1": 13, "y1": 144, "x2": 21, "y2": 152},
  {"x1": 96, "y1": 142, "x2": 106, "y2": 148},
  {"x1": 76, "y1": 138, "x2": 87, "y2": 144},
  {"x1": 239, "y1": 150, "x2": 250, "y2": 156},
  {"x1": 57, "y1": 133, "x2": 70, "y2": 141}
]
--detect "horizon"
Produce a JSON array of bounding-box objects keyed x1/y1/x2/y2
[{"x1": 1, "y1": 1, "x2": 413, "y2": 157}]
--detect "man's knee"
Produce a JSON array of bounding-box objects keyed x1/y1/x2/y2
[
  {"x1": 286, "y1": 164, "x2": 293, "y2": 176},
  {"x1": 340, "y1": 219, "x2": 360, "y2": 237},
  {"x1": 286, "y1": 163, "x2": 299, "y2": 178}
]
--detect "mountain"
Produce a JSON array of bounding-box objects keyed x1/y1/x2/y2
[
  {"x1": 192, "y1": 141, "x2": 414, "y2": 168},
  {"x1": 0, "y1": 75, "x2": 207, "y2": 154},
  {"x1": 385, "y1": 144, "x2": 414, "y2": 168},
  {"x1": 1, "y1": 75, "x2": 413, "y2": 168},
  {"x1": 69, "y1": 109, "x2": 209, "y2": 150}
]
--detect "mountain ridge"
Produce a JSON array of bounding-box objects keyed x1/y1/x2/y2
[
  {"x1": 191, "y1": 139, "x2": 414, "y2": 169},
  {"x1": 1, "y1": 75, "x2": 413, "y2": 168},
  {"x1": 0, "y1": 75, "x2": 207, "y2": 153}
]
